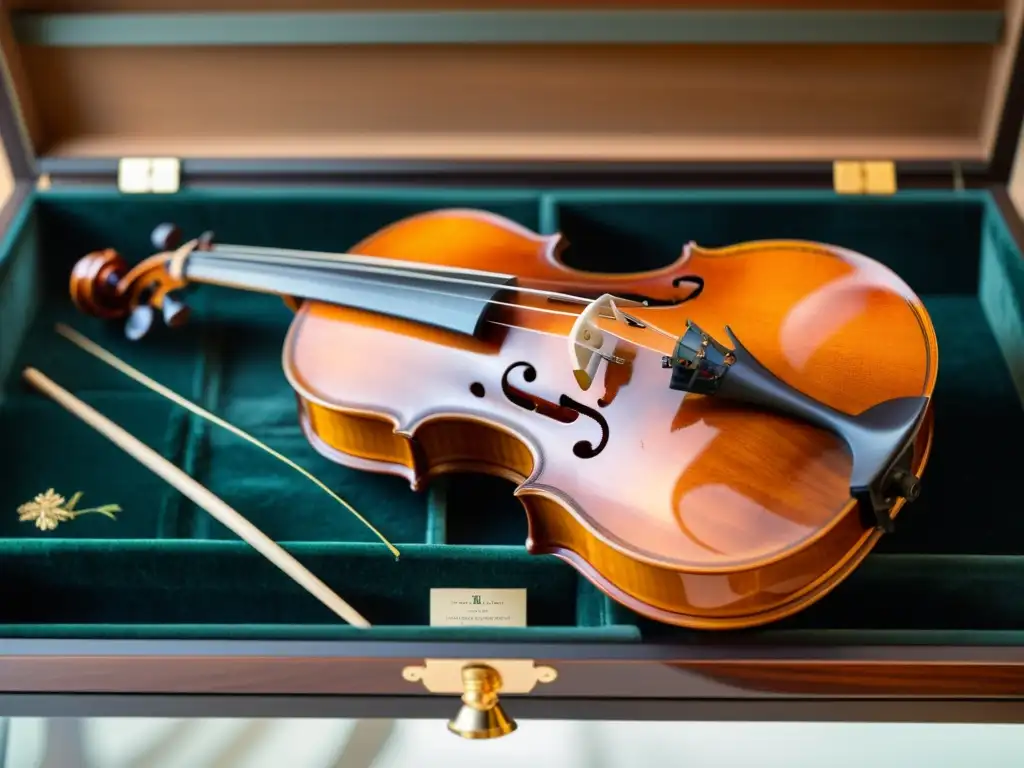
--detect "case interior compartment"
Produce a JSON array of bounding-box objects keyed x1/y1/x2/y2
[{"x1": 0, "y1": 186, "x2": 1021, "y2": 643}]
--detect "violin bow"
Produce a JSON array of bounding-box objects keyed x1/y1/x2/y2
[
  {"x1": 53, "y1": 322, "x2": 399, "y2": 559},
  {"x1": 22, "y1": 366, "x2": 371, "y2": 629}
]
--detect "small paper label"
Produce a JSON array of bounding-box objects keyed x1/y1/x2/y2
[{"x1": 429, "y1": 588, "x2": 527, "y2": 627}]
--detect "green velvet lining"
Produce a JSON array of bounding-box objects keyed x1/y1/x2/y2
[{"x1": 0, "y1": 186, "x2": 1021, "y2": 644}]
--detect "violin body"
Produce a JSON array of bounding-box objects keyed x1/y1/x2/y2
[{"x1": 71, "y1": 209, "x2": 937, "y2": 630}]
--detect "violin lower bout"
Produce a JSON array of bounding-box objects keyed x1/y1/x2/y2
[{"x1": 296, "y1": 394, "x2": 934, "y2": 631}]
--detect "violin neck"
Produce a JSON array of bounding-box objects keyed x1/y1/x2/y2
[{"x1": 179, "y1": 245, "x2": 517, "y2": 338}]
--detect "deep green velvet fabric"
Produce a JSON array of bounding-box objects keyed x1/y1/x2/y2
[{"x1": 0, "y1": 187, "x2": 1021, "y2": 643}]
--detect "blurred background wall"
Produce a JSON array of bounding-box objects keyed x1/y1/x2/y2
[{"x1": 4, "y1": 717, "x2": 1024, "y2": 768}]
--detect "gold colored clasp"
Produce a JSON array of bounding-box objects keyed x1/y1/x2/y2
[
  {"x1": 403, "y1": 658, "x2": 556, "y2": 694},
  {"x1": 833, "y1": 160, "x2": 897, "y2": 195},
  {"x1": 402, "y1": 659, "x2": 557, "y2": 740}
]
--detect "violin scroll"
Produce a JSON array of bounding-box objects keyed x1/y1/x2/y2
[
  {"x1": 69, "y1": 248, "x2": 132, "y2": 321},
  {"x1": 69, "y1": 223, "x2": 210, "y2": 340}
]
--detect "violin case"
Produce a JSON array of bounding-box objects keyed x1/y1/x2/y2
[{"x1": 1, "y1": 0, "x2": 1024, "y2": 728}]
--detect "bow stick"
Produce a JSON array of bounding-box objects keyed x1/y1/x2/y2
[{"x1": 22, "y1": 367, "x2": 371, "y2": 629}]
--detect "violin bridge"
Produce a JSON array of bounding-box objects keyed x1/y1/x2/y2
[
  {"x1": 568, "y1": 293, "x2": 633, "y2": 390},
  {"x1": 573, "y1": 341, "x2": 605, "y2": 390}
]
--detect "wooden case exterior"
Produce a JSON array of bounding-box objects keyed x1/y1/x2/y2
[{"x1": 1, "y1": 2, "x2": 1024, "y2": 724}]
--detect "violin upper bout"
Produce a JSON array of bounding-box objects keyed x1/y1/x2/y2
[{"x1": 349, "y1": 207, "x2": 556, "y2": 265}]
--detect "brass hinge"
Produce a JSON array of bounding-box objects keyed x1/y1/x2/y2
[
  {"x1": 117, "y1": 157, "x2": 181, "y2": 194},
  {"x1": 832, "y1": 161, "x2": 897, "y2": 195}
]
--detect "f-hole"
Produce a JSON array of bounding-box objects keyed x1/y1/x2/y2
[{"x1": 500, "y1": 361, "x2": 610, "y2": 459}]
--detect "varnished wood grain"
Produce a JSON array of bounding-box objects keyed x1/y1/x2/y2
[
  {"x1": 675, "y1": 661, "x2": 1024, "y2": 696},
  {"x1": 17, "y1": 42, "x2": 993, "y2": 162},
  {"x1": 0, "y1": 656, "x2": 1021, "y2": 698},
  {"x1": 69, "y1": 209, "x2": 938, "y2": 630}
]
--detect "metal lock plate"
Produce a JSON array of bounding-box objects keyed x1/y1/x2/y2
[{"x1": 402, "y1": 659, "x2": 557, "y2": 694}]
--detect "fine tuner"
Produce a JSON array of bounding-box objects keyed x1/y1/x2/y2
[{"x1": 68, "y1": 208, "x2": 937, "y2": 630}]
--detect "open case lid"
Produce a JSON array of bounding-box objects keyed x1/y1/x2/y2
[{"x1": 0, "y1": 0, "x2": 1023, "y2": 189}]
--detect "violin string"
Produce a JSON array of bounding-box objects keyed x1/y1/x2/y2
[
  {"x1": 185, "y1": 248, "x2": 657, "y2": 330},
  {"x1": 486, "y1": 318, "x2": 635, "y2": 362},
  {"x1": 204, "y1": 241, "x2": 663, "y2": 306},
  {"x1": 205, "y1": 244, "x2": 699, "y2": 320},
  {"x1": 206, "y1": 241, "x2": 514, "y2": 280},
  {"x1": 197, "y1": 245, "x2": 608, "y2": 307},
  {"x1": 206, "y1": 242, "x2": 699, "y2": 307},
  {"x1": 178, "y1": 251, "x2": 640, "y2": 366},
  {"x1": 169, "y1": 245, "x2": 682, "y2": 354},
  {"x1": 233, "y1": 254, "x2": 656, "y2": 355},
  {"x1": 183, "y1": 248, "x2": 668, "y2": 356},
  {"x1": 193, "y1": 253, "x2": 583, "y2": 320},
  {"x1": 197, "y1": 245, "x2": 687, "y2": 342},
  {"x1": 189, "y1": 249, "x2": 665, "y2": 359}
]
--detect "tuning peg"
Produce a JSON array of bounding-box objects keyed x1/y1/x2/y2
[
  {"x1": 196, "y1": 230, "x2": 215, "y2": 251},
  {"x1": 151, "y1": 223, "x2": 181, "y2": 251},
  {"x1": 161, "y1": 293, "x2": 190, "y2": 328},
  {"x1": 125, "y1": 306, "x2": 155, "y2": 341}
]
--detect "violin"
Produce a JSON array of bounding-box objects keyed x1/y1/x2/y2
[{"x1": 68, "y1": 208, "x2": 937, "y2": 630}]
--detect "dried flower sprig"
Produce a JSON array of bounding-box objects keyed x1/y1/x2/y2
[{"x1": 18, "y1": 488, "x2": 121, "y2": 531}]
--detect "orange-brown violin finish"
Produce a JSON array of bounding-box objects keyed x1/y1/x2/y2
[{"x1": 69, "y1": 209, "x2": 937, "y2": 630}]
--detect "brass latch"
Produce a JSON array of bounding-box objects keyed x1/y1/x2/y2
[
  {"x1": 117, "y1": 157, "x2": 181, "y2": 194},
  {"x1": 403, "y1": 659, "x2": 557, "y2": 739},
  {"x1": 833, "y1": 161, "x2": 897, "y2": 195}
]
